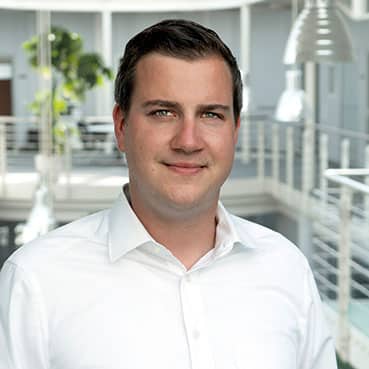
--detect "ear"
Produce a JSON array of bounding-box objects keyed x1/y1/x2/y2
[{"x1": 113, "y1": 104, "x2": 126, "y2": 152}]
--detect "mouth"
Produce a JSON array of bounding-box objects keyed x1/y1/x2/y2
[{"x1": 163, "y1": 161, "x2": 207, "y2": 175}]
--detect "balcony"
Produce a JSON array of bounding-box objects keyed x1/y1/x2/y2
[{"x1": 0, "y1": 113, "x2": 369, "y2": 368}]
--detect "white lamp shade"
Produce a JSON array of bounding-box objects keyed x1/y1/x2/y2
[
  {"x1": 240, "y1": 69, "x2": 251, "y2": 115},
  {"x1": 275, "y1": 69, "x2": 308, "y2": 122},
  {"x1": 284, "y1": 0, "x2": 354, "y2": 64}
]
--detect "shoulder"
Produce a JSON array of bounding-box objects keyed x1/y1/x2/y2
[
  {"x1": 230, "y1": 213, "x2": 309, "y2": 268},
  {"x1": 6, "y1": 209, "x2": 109, "y2": 274},
  {"x1": 228, "y1": 214, "x2": 314, "y2": 309}
]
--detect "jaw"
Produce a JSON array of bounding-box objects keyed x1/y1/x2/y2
[{"x1": 129, "y1": 172, "x2": 220, "y2": 222}]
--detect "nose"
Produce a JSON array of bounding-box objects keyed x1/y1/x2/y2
[{"x1": 170, "y1": 117, "x2": 204, "y2": 154}]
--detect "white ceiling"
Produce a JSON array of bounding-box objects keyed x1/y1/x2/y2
[{"x1": 0, "y1": 0, "x2": 266, "y2": 12}]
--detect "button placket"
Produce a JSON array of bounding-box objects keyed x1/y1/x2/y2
[{"x1": 179, "y1": 273, "x2": 215, "y2": 369}]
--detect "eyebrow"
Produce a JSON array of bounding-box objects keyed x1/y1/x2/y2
[
  {"x1": 142, "y1": 100, "x2": 181, "y2": 110},
  {"x1": 198, "y1": 104, "x2": 231, "y2": 113},
  {"x1": 142, "y1": 100, "x2": 231, "y2": 113}
]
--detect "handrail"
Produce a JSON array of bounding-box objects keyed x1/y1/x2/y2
[
  {"x1": 0, "y1": 116, "x2": 37, "y2": 124},
  {"x1": 325, "y1": 169, "x2": 369, "y2": 195},
  {"x1": 0, "y1": 115, "x2": 114, "y2": 124},
  {"x1": 82, "y1": 116, "x2": 113, "y2": 123},
  {"x1": 322, "y1": 167, "x2": 369, "y2": 363},
  {"x1": 1, "y1": 114, "x2": 369, "y2": 367},
  {"x1": 317, "y1": 123, "x2": 369, "y2": 141}
]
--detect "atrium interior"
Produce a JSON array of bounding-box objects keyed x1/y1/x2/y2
[{"x1": 0, "y1": 1, "x2": 369, "y2": 368}]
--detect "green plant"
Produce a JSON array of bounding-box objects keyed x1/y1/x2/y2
[{"x1": 23, "y1": 26, "x2": 113, "y2": 154}]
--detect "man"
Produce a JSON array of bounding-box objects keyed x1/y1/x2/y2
[{"x1": 0, "y1": 19, "x2": 336, "y2": 369}]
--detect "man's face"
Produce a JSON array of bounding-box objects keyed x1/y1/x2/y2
[{"x1": 113, "y1": 53, "x2": 240, "y2": 219}]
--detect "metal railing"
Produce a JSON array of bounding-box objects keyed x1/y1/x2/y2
[
  {"x1": 0, "y1": 115, "x2": 126, "y2": 195},
  {"x1": 238, "y1": 115, "x2": 369, "y2": 368},
  {"x1": 316, "y1": 169, "x2": 369, "y2": 363},
  {"x1": 1, "y1": 113, "x2": 369, "y2": 367}
]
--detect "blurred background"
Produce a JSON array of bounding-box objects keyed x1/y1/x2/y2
[{"x1": 0, "y1": 1, "x2": 368, "y2": 368}]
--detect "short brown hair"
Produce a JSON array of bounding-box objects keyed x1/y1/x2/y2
[{"x1": 114, "y1": 19, "x2": 243, "y2": 121}]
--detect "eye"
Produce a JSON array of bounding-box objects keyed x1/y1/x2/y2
[
  {"x1": 202, "y1": 111, "x2": 223, "y2": 120},
  {"x1": 150, "y1": 109, "x2": 175, "y2": 118}
]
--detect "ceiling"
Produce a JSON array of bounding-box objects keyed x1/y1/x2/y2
[{"x1": 0, "y1": 0, "x2": 267, "y2": 12}]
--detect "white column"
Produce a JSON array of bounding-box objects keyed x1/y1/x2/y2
[
  {"x1": 341, "y1": 139, "x2": 350, "y2": 168},
  {"x1": 298, "y1": 215, "x2": 313, "y2": 263},
  {"x1": 240, "y1": 4, "x2": 251, "y2": 86},
  {"x1": 286, "y1": 126, "x2": 294, "y2": 190},
  {"x1": 320, "y1": 133, "x2": 328, "y2": 208},
  {"x1": 257, "y1": 122, "x2": 265, "y2": 182},
  {"x1": 352, "y1": 0, "x2": 366, "y2": 18},
  {"x1": 241, "y1": 115, "x2": 250, "y2": 163},
  {"x1": 298, "y1": 62, "x2": 317, "y2": 263},
  {"x1": 95, "y1": 11, "x2": 113, "y2": 116},
  {"x1": 365, "y1": 145, "x2": 369, "y2": 222},
  {"x1": 17, "y1": 10, "x2": 56, "y2": 245},
  {"x1": 302, "y1": 127, "x2": 314, "y2": 195},
  {"x1": 37, "y1": 10, "x2": 53, "y2": 162},
  {"x1": 337, "y1": 185, "x2": 352, "y2": 362},
  {"x1": 240, "y1": 5, "x2": 251, "y2": 160},
  {"x1": 303, "y1": 62, "x2": 317, "y2": 195},
  {"x1": 272, "y1": 124, "x2": 280, "y2": 190}
]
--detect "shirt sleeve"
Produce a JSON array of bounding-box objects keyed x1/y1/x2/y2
[
  {"x1": 298, "y1": 263, "x2": 338, "y2": 369},
  {"x1": 0, "y1": 261, "x2": 49, "y2": 369}
]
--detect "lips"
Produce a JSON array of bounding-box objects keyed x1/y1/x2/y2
[{"x1": 163, "y1": 161, "x2": 207, "y2": 175}]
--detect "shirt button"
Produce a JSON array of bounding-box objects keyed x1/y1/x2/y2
[
  {"x1": 193, "y1": 329, "x2": 200, "y2": 339},
  {"x1": 185, "y1": 274, "x2": 192, "y2": 283}
]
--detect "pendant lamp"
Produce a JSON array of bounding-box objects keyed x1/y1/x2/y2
[
  {"x1": 275, "y1": 68, "x2": 308, "y2": 122},
  {"x1": 240, "y1": 69, "x2": 251, "y2": 115},
  {"x1": 284, "y1": 0, "x2": 354, "y2": 64},
  {"x1": 275, "y1": 0, "x2": 308, "y2": 123}
]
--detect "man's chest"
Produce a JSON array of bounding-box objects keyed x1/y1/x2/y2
[{"x1": 47, "y1": 266, "x2": 302, "y2": 369}]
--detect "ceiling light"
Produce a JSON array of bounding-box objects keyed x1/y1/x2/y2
[
  {"x1": 275, "y1": 68, "x2": 308, "y2": 122},
  {"x1": 284, "y1": 0, "x2": 354, "y2": 64}
]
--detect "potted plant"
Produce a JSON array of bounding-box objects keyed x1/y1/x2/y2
[{"x1": 23, "y1": 25, "x2": 113, "y2": 155}]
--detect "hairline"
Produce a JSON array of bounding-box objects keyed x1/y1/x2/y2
[{"x1": 123, "y1": 50, "x2": 239, "y2": 123}]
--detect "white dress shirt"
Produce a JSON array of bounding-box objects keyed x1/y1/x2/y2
[{"x1": 0, "y1": 189, "x2": 337, "y2": 369}]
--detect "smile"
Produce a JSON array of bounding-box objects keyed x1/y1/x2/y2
[{"x1": 164, "y1": 162, "x2": 207, "y2": 175}]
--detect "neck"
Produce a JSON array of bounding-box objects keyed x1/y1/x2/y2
[
  {"x1": 125, "y1": 186, "x2": 218, "y2": 270},
  {"x1": 146, "y1": 211, "x2": 217, "y2": 270}
]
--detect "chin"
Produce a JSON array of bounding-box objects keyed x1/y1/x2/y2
[
  {"x1": 163, "y1": 189, "x2": 217, "y2": 212},
  {"x1": 166, "y1": 195, "x2": 200, "y2": 208}
]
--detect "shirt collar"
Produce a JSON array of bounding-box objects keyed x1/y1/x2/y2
[
  {"x1": 108, "y1": 187, "x2": 155, "y2": 262},
  {"x1": 215, "y1": 202, "x2": 257, "y2": 252},
  {"x1": 108, "y1": 186, "x2": 256, "y2": 263}
]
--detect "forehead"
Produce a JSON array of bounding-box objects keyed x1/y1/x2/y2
[{"x1": 132, "y1": 53, "x2": 233, "y2": 105}]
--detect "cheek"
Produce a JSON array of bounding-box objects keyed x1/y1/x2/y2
[
  {"x1": 124, "y1": 130, "x2": 144, "y2": 155},
  {"x1": 125, "y1": 139, "x2": 157, "y2": 172},
  {"x1": 213, "y1": 134, "x2": 236, "y2": 157}
]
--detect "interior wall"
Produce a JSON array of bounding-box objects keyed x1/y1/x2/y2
[
  {"x1": 0, "y1": 9, "x2": 36, "y2": 145},
  {"x1": 0, "y1": 6, "x2": 291, "y2": 121},
  {"x1": 111, "y1": 9, "x2": 241, "y2": 77},
  {"x1": 3, "y1": 4, "x2": 369, "y2": 158},
  {"x1": 111, "y1": 6, "x2": 291, "y2": 115},
  {"x1": 318, "y1": 16, "x2": 369, "y2": 167},
  {"x1": 51, "y1": 12, "x2": 98, "y2": 117},
  {"x1": 249, "y1": 4, "x2": 290, "y2": 113}
]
